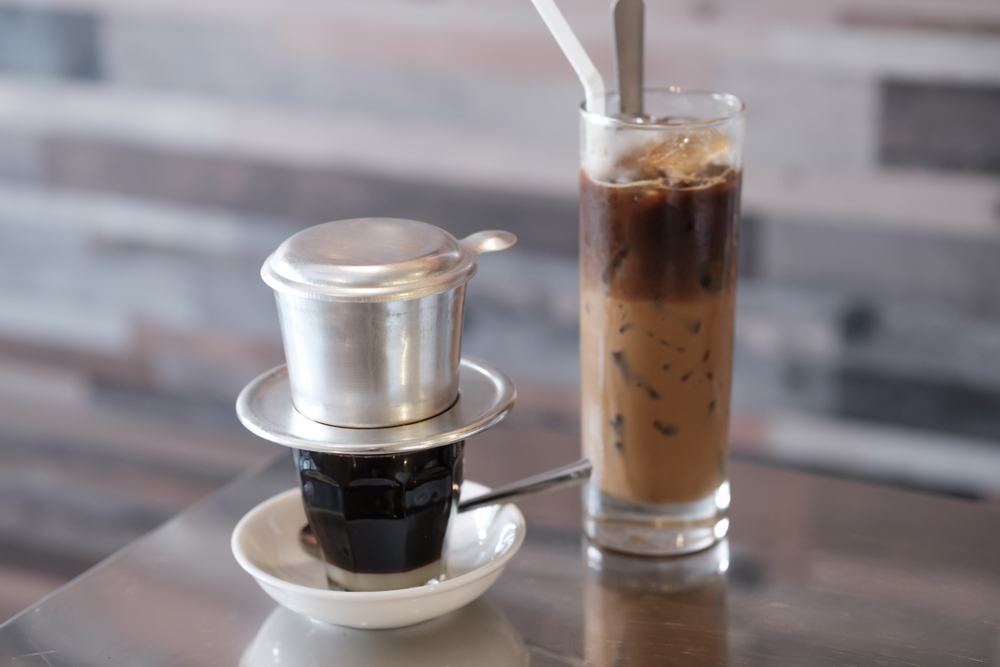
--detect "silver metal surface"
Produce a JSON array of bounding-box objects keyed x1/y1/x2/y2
[
  {"x1": 275, "y1": 286, "x2": 465, "y2": 426},
  {"x1": 262, "y1": 218, "x2": 515, "y2": 427},
  {"x1": 236, "y1": 356, "x2": 516, "y2": 454},
  {"x1": 458, "y1": 458, "x2": 591, "y2": 512},
  {"x1": 3, "y1": 443, "x2": 999, "y2": 666},
  {"x1": 613, "y1": 0, "x2": 644, "y2": 119}
]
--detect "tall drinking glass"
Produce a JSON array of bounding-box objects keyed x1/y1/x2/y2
[{"x1": 580, "y1": 89, "x2": 744, "y2": 555}]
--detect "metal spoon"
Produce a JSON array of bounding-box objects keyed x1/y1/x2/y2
[
  {"x1": 456, "y1": 457, "x2": 592, "y2": 512},
  {"x1": 613, "y1": 0, "x2": 645, "y2": 119},
  {"x1": 299, "y1": 458, "x2": 592, "y2": 558}
]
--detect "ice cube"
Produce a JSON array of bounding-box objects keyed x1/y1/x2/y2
[
  {"x1": 584, "y1": 126, "x2": 733, "y2": 187},
  {"x1": 637, "y1": 128, "x2": 731, "y2": 185}
]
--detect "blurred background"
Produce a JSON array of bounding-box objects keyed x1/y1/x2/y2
[{"x1": 0, "y1": 0, "x2": 997, "y2": 619}]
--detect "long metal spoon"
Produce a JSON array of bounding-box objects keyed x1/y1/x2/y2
[
  {"x1": 613, "y1": 0, "x2": 644, "y2": 119},
  {"x1": 299, "y1": 458, "x2": 592, "y2": 558},
  {"x1": 457, "y1": 457, "x2": 591, "y2": 512}
]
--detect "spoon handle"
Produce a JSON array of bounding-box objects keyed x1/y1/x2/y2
[
  {"x1": 458, "y1": 458, "x2": 592, "y2": 512},
  {"x1": 613, "y1": 0, "x2": 644, "y2": 118},
  {"x1": 460, "y1": 230, "x2": 517, "y2": 255}
]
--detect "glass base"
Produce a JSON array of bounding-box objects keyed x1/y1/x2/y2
[
  {"x1": 583, "y1": 481, "x2": 730, "y2": 556},
  {"x1": 585, "y1": 536, "x2": 730, "y2": 590}
]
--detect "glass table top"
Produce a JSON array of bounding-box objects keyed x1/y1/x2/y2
[{"x1": 0, "y1": 422, "x2": 997, "y2": 666}]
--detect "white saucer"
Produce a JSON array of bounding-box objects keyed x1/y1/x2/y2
[
  {"x1": 236, "y1": 356, "x2": 516, "y2": 454},
  {"x1": 231, "y1": 482, "x2": 526, "y2": 629}
]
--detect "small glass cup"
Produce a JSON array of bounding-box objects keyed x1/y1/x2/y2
[
  {"x1": 579, "y1": 89, "x2": 744, "y2": 555},
  {"x1": 295, "y1": 441, "x2": 464, "y2": 591}
]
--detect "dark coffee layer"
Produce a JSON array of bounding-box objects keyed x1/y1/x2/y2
[
  {"x1": 581, "y1": 170, "x2": 741, "y2": 301},
  {"x1": 294, "y1": 442, "x2": 463, "y2": 575}
]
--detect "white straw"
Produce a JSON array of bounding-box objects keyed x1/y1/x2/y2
[{"x1": 529, "y1": 0, "x2": 606, "y2": 115}]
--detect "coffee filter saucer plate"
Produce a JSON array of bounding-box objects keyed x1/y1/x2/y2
[
  {"x1": 231, "y1": 483, "x2": 526, "y2": 629},
  {"x1": 236, "y1": 356, "x2": 515, "y2": 454}
]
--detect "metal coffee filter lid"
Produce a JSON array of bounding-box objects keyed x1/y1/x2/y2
[{"x1": 262, "y1": 218, "x2": 516, "y2": 302}]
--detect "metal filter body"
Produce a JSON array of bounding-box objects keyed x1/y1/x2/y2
[{"x1": 262, "y1": 218, "x2": 515, "y2": 428}]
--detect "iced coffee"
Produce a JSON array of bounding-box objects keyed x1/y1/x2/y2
[{"x1": 580, "y1": 90, "x2": 744, "y2": 555}]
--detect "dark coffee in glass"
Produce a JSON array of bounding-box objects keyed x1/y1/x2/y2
[{"x1": 294, "y1": 441, "x2": 464, "y2": 591}]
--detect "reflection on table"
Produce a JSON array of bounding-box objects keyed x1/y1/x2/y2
[
  {"x1": 241, "y1": 598, "x2": 527, "y2": 667},
  {"x1": 585, "y1": 540, "x2": 729, "y2": 667}
]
